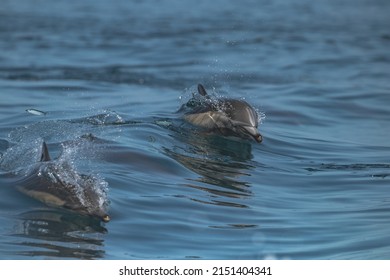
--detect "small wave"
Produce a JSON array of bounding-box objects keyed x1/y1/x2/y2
[
  {"x1": 7, "y1": 110, "x2": 128, "y2": 145},
  {"x1": 81, "y1": 110, "x2": 126, "y2": 126},
  {"x1": 305, "y1": 163, "x2": 390, "y2": 178}
]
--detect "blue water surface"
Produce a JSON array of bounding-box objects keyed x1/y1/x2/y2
[{"x1": 0, "y1": 0, "x2": 389, "y2": 259}]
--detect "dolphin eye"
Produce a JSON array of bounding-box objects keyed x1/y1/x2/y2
[{"x1": 186, "y1": 99, "x2": 198, "y2": 107}]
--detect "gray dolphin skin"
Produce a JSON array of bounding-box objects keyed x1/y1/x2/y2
[
  {"x1": 182, "y1": 84, "x2": 262, "y2": 142},
  {"x1": 16, "y1": 142, "x2": 110, "y2": 222}
]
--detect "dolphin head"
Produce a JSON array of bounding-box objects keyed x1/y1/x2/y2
[
  {"x1": 183, "y1": 84, "x2": 262, "y2": 142},
  {"x1": 57, "y1": 172, "x2": 110, "y2": 222},
  {"x1": 219, "y1": 98, "x2": 262, "y2": 142}
]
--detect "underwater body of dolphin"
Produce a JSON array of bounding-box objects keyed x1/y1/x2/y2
[
  {"x1": 14, "y1": 142, "x2": 110, "y2": 222},
  {"x1": 180, "y1": 84, "x2": 262, "y2": 142}
]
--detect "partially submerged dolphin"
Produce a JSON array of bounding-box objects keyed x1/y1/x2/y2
[
  {"x1": 14, "y1": 141, "x2": 110, "y2": 222},
  {"x1": 180, "y1": 84, "x2": 262, "y2": 142}
]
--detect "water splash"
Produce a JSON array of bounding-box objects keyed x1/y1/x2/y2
[
  {"x1": 0, "y1": 138, "x2": 44, "y2": 171},
  {"x1": 82, "y1": 110, "x2": 126, "y2": 126},
  {"x1": 52, "y1": 137, "x2": 110, "y2": 214}
]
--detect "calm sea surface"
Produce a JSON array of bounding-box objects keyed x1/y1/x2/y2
[{"x1": 0, "y1": 0, "x2": 389, "y2": 259}]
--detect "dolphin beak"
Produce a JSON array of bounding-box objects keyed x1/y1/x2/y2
[
  {"x1": 243, "y1": 126, "x2": 262, "y2": 143},
  {"x1": 102, "y1": 214, "x2": 110, "y2": 222},
  {"x1": 253, "y1": 133, "x2": 263, "y2": 143}
]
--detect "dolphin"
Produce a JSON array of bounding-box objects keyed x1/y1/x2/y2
[
  {"x1": 14, "y1": 141, "x2": 110, "y2": 222},
  {"x1": 181, "y1": 84, "x2": 262, "y2": 142}
]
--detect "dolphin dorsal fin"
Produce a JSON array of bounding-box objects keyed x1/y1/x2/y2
[
  {"x1": 197, "y1": 84, "x2": 209, "y2": 97},
  {"x1": 40, "y1": 141, "x2": 51, "y2": 162}
]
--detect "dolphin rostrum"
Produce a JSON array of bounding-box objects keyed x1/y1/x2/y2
[
  {"x1": 181, "y1": 84, "x2": 262, "y2": 142},
  {"x1": 15, "y1": 141, "x2": 110, "y2": 222}
]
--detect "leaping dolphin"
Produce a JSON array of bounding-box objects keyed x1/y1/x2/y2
[
  {"x1": 181, "y1": 84, "x2": 262, "y2": 142},
  {"x1": 14, "y1": 141, "x2": 110, "y2": 222}
]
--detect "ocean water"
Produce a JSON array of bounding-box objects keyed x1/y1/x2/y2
[{"x1": 0, "y1": 0, "x2": 389, "y2": 259}]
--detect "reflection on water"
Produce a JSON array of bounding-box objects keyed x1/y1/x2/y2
[
  {"x1": 11, "y1": 209, "x2": 107, "y2": 259},
  {"x1": 163, "y1": 124, "x2": 257, "y2": 205}
]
